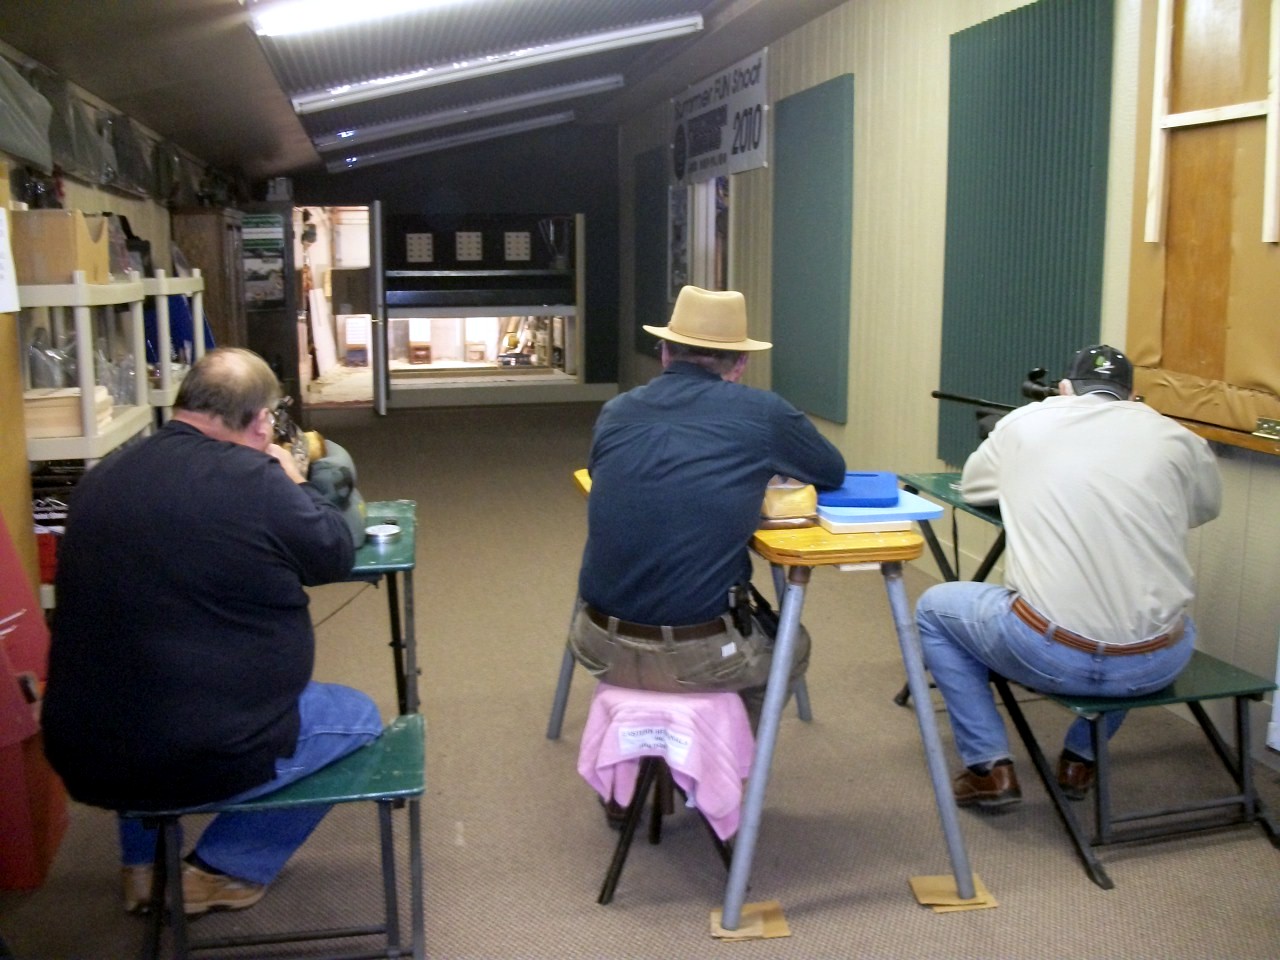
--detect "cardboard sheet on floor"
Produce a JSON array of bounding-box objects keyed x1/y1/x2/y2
[
  {"x1": 709, "y1": 899, "x2": 790, "y2": 940},
  {"x1": 909, "y1": 874, "x2": 997, "y2": 912}
]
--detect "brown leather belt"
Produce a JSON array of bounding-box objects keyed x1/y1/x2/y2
[
  {"x1": 1011, "y1": 596, "x2": 1181, "y2": 656},
  {"x1": 583, "y1": 605, "x2": 728, "y2": 641}
]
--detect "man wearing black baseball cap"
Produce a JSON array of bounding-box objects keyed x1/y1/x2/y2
[
  {"x1": 915, "y1": 343, "x2": 1222, "y2": 809},
  {"x1": 1063, "y1": 343, "x2": 1133, "y2": 399}
]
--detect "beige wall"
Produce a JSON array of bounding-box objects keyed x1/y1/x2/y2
[{"x1": 616, "y1": 0, "x2": 1280, "y2": 757}]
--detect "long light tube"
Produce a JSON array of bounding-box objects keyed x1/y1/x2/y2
[
  {"x1": 247, "y1": 0, "x2": 468, "y2": 38},
  {"x1": 326, "y1": 111, "x2": 575, "y2": 172},
  {"x1": 312, "y1": 75, "x2": 623, "y2": 151},
  {"x1": 294, "y1": 14, "x2": 702, "y2": 114}
]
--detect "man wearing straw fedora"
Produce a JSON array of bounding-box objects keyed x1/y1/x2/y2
[{"x1": 569, "y1": 286, "x2": 845, "y2": 751}]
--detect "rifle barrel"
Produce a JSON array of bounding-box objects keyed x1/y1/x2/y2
[{"x1": 931, "y1": 390, "x2": 1016, "y2": 412}]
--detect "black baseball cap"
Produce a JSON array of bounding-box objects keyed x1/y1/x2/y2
[{"x1": 1066, "y1": 344, "x2": 1133, "y2": 399}]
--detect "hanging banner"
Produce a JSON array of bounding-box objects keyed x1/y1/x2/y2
[
  {"x1": 242, "y1": 213, "x2": 286, "y2": 310},
  {"x1": 671, "y1": 48, "x2": 768, "y2": 186}
]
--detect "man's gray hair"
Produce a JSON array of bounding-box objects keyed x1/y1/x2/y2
[
  {"x1": 664, "y1": 340, "x2": 744, "y2": 376},
  {"x1": 175, "y1": 348, "x2": 281, "y2": 431}
]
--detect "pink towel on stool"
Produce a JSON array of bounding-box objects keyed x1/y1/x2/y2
[{"x1": 577, "y1": 683, "x2": 755, "y2": 840}]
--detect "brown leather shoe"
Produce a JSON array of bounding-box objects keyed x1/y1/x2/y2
[
  {"x1": 1056, "y1": 753, "x2": 1096, "y2": 801},
  {"x1": 181, "y1": 864, "x2": 266, "y2": 915},
  {"x1": 953, "y1": 762, "x2": 1022, "y2": 810},
  {"x1": 122, "y1": 865, "x2": 154, "y2": 915}
]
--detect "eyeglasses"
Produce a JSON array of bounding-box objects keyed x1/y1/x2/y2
[{"x1": 265, "y1": 397, "x2": 292, "y2": 435}]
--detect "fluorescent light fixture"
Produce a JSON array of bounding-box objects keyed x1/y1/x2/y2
[
  {"x1": 247, "y1": 0, "x2": 466, "y2": 38},
  {"x1": 294, "y1": 13, "x2": 702, "y2": 114},
  {"x1": 312, "y1": 75, "x2": 623, "y2": 151},
  {"x1": 326, "y1": 112, "x2": 575, "y2": 172}
]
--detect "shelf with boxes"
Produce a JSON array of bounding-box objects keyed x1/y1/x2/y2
[
  {"x1": 142, "y1": 269, "x2": 207, "y2": 417},
  {"x1": 18, "y1": 271, "x2": 152, "y2": 463}
]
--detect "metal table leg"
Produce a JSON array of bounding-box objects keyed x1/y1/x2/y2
[
  {"x1": 382, "y1": 573, "x2": 408, "y2": 715},
  {"x1": 881, "y1": 561, "x2": 976, "y2": 901},
  {"x1": 720, "y1": 566, "x2": 810, "y2": 929},
  {"x1": 547, "y1": 645, "x2": 577, "y2": 740},
  {"x1": 401, "y1": 571, "x2": 419, "y2": 714},
  {"x1": 547, "y1": 600, "x2": 583, "y2": 740}
]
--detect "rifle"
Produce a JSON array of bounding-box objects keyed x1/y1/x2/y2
[{"x1": 931, "y1": 367, "x2": 1058, "y2": 412}]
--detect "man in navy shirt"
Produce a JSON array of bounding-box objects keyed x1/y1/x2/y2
[
  {"x1": 44, "y1": 349, "x2": 382, "y2": 915},
  {"x1": 570, "y1": 286, "x2": 845, "y2": 738}
]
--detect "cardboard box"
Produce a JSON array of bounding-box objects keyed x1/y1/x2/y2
[
  {"x1": 10, "y1": 209, "x2": 110, "y2": 286},
  {"x1": 23, "y1": 386, "x2": 113, "y2": 438}
]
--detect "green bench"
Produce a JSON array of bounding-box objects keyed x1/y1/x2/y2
[
  {"x1": 125, "y1": 712, "x2": 425, "y2": 960},
  {"x1": 994, "y1": 651, "x2": 1279, "y2": 889}
]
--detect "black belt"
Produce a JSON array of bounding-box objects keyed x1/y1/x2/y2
[
  {"x1": 583, "y1": 605, "x2": 728, "y2": 641},
  {"x1": 1011, "y1": 597, "x2": 1182, "y2": 656}
]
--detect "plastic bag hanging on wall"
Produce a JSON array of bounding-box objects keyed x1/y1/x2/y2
[
  {"x1": 97, "y1": 112, "x2": 152, "y2": 197},
  {"x1": 0, "y1": 56, "x2": 53, "y2": 172}
]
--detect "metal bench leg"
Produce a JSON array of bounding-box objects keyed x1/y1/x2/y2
[
  {"x1": 377, "y1": 802, "x2": 403, "y2": 958},
  {"x1": 409, "y1": 797, "x2": 425, "y2": 960},
  {"x1": 141, "y1": 817, "x2": 189, "y2": 960},
  {"x1": 1092, "y1": 717, "x2": 1112, "y2": 845},
  {"x1": 599, "y1": 757, "x2": 661, "y2": 905},
  {"x1": 1187, "y1": 697, "x2": 1280, "y2": 842},
  {"x1": 993, "y1": 678, "x2": 1113, "y2": 889}
]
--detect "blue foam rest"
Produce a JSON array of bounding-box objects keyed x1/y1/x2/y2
[{"x1": 817, "y1": 471, "x2": 900, "y2": 508}]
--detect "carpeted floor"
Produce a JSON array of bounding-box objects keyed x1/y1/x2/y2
[{"x1": 2, "y1": 403, "x2": 1278, "y2": 959}]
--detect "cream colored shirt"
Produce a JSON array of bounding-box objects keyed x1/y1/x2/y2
[{"x1": 960, "y1": 394, "x2": 1221, "y2": 645}]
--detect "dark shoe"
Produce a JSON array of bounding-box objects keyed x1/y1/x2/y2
[
  {"x1": 1057, "y1": 753, "x2": 1096, "y2": 801},
  {"x1": 953, "y1": 762, "x2": 1022, "y2": 810},
  {"x1": 598, "y1": 795, "x2": 629, "y2": 830}
]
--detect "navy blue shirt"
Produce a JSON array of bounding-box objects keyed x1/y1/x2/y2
[
  {"x1": 43, "y1": 420, "x2": 355, "y2": 811},
  {"x1": 578, "y1": 362, "x2": 846, "y2": 625}
]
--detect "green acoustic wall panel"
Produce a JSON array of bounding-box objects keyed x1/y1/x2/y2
[
  {"x1": 938, "y1": 0, "x2": 1113, "y2": 465},
  {"x1": 771, "y1": 74, "x2": 853, "y2": 424},
  {"x1": 633, "y1": 146, "x2": 669, "y2": 354}
]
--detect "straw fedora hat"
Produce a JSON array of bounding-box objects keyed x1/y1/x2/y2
[{"x1": 643, "y1": 286, "x2": 772, "y2": 352}]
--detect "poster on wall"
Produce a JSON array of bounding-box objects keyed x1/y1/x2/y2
[
  {"x1": 242, "y1": 213, "x2": 286, "y2": 309},
  {"x1": 668, "y1": 186, "x2": 688, "y2": 300},
  {"x1": 671, "y1": 48, "x2": 768, "y2": 186}
]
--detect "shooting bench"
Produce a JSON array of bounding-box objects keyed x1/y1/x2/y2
[{"x1": 900, "y1": 471, "x2": 1280, "y2": 888}]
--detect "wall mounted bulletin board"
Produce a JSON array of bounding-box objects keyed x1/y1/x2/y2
[
  {"x1": 1127, "y1": 0, "x2": 1280, "y2": 456},
  {"x1": 770, "y1": 73, "x2": 853, "y2": 425},
  {"x1": 633, "y1": 146, "x2": 669, "y2": 354},
  {"x1": 936, "y1": 0, "x2": 1114, "y2": 467}
]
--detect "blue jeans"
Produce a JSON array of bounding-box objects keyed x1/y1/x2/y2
[
  {"x1": 916, "y1": 582, "x2": 1194, "y2": 769},
  {"x1": 118, "y1": 682, "x2": 383, "y2": 884}
]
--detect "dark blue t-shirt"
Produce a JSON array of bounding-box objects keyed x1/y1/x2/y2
[
  {"x1": 42, "y1": 420, "x2": 355, "y2": 810},
  {"x1": 578, "y1": 362, "x2": 845, "y2": 625}
]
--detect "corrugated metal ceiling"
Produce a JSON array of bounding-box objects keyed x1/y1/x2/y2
[
  {"x1": 247, "y1": 0, "x2": 719, "y2": 165},
  {"x1": 0, "y1": 0, "x2": 848, "y2": 179}
]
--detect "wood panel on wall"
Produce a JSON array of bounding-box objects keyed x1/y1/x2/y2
[
  {"x1": 0, "y1": 312, "x2": 37, "y2": 592},
  {"x1": 1, "y1": 161, "x2": 37, "y2": 590},
  {"x1": 1128, "y1": 0, "x2": 1280, "y2": 447}
]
